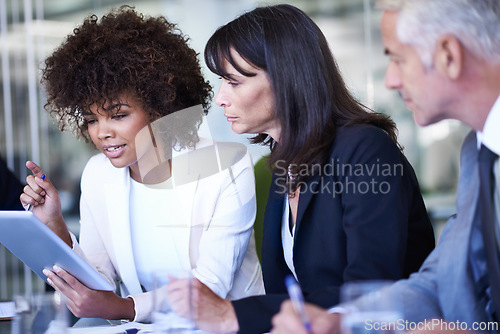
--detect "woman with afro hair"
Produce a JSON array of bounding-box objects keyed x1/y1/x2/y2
[{"x1": 21, "y1": 6, "x2": 264, "y2": 325}]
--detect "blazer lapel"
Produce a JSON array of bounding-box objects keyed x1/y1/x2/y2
[
  {"x1": 104, "y1": 167, "x2": 143, "y2": 295},
  {"x1": 440, "y1": 132, "x2": 488, "y2": 321},
  {"x1": 295, "y1": 172, "x2": 321, "y2": 234},
  {"x1": 262, "y1": 176, "x2": 289, "y2": 292}
]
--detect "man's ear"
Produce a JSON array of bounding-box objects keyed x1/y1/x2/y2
[{"x1": 434, "y1": 35, "x2": 463, "y2": 79}]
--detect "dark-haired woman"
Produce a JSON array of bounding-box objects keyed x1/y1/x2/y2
[
  {"x1": 166, "y1": 4, "x2": 435, "y2": 334},
  {"x1": 20, "y1": 7, "x2": 264, "y2": 324}
]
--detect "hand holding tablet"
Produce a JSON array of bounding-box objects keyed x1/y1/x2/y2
[{"x1": 0, "y1": 210, "x2": 113, "y2": 291}]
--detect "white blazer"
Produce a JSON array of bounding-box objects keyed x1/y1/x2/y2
[{"x1": 71, "y1": 138, "x2": 264, "y2": 322}]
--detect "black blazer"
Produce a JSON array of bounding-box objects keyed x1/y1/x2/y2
[
  {"x1": 233, "y1": 125, "x2": 435, "y2": 334},
  {"x1": 0, "y1": 157, "x2": 24, "y2": 211}
]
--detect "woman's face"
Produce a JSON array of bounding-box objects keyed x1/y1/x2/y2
[
  {"x1": 84, "y1": 94, "x2": 152, "y2": 180},
  {"x1": 214, "y1": 49, "x2": 281, "y2": 141}
]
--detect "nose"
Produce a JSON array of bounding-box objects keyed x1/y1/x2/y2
[
  {"x1": 96, "y1": 119, "x2": 114, "y2": 140},
  {"x1": 384, "y1": 62, "x2": 402, "y2": 90},
  {"x1": 214, "y1": 84, "x2": 230, "y2": 107}
]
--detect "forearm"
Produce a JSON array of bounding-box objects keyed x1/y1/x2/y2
[
  {"x1": 216, "y1": 299, "x2": 240, "y2": 333},
  {"x1": 108, "y1": 296, "x2": 135, "y2": 321},
  {"x1": 74, "y1": 291, "x2": 135, "y2": 321},
  {"x1": 50, "y1": 215, "x2": 72, "y2": 247}
]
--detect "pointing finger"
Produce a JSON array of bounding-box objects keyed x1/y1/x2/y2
[{"x1": 26, "y1": 160, "x2": 46, "y2": 179}]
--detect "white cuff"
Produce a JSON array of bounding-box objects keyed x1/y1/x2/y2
[{"x1": 328, "y1": 306, "x2": 348, "y2": 314}]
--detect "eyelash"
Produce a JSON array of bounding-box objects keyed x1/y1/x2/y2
[
  {"x1": 112, "y1": 113, "x2": 126, "y2": 120},
  {"x1": 84, "y1": 113, "x2": 127, "y2": 125},
  {"x1": 219, "y1": 76, "x2": 239, "y2": 87}
]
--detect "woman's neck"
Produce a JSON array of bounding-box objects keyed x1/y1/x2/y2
[{"x1": 129, "y1": 159, "x2": 172, "y2": 184}]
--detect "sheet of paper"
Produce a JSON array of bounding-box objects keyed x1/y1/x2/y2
[
  {"x1": 0, "y1": 301, "x2": 15, "y2": 319},
  {"x1": 67, "y1": 321, "x2": 211, "y2": 333},
  {"x1": 67, "y1": 321, "x2": 153, "y2": 333}
]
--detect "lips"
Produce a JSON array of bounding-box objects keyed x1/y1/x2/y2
[
  {"x1": 403, "y1": 98, "x2": 413, "y2": 106},
  {"x1": 102, "y1": 144, "x2": 126, "y2": 158},
  {"x1": 225, "y1": 114, "x2": 238, "y2": 122}
]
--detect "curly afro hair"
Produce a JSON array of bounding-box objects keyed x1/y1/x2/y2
[{"x1": 41, "y1": 6, "x2": 213, "y2": 148}]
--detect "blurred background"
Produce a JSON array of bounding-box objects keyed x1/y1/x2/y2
[{"x1": 0, "y1": 0, "x2": 466, "y2": 299}]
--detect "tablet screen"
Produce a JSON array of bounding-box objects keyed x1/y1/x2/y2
[{"x1": 0, "y1": 211, "x2": 113, "y2": 291}]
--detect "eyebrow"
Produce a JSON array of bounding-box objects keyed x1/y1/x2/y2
[
  {"x1": 225, "y1": 71, "x2": 244, "y2": 79},
  {"x1": 81, "y1": 109, "x2": 95, "y2": 117},
  {"x1": 81, "y1": 102, "x2": 131, "y2": 116},
  {"x1": 110, "y1": 102, "x2": 131, "y2": 109}
]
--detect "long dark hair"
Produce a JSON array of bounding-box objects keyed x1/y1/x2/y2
[{"x1": 205, "y1": 4, "x2": 398, "y2": 191}]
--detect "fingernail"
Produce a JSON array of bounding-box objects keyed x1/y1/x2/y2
[
  {"x1": 47, "y1": 277, "x2": 54, "y2": 286},
  {"x1": 42, "y1": 269, "x2": 50, "y2": 276},
  {"x1": 41, "y1": 174, "x2": 46, "y2": 180},
  {"x1": 53, "y1": 265, "x2": 61, "y2": 272}
]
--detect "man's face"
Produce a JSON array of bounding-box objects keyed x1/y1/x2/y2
[{"x1": 381, "y1": 11, "x2": 451, "y2": 126}]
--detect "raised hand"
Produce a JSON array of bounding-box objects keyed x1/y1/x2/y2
[{"x1": 21, "y1": 161, "x2": 71, "y2": 246}]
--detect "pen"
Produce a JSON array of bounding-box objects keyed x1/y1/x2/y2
[
  {"x1": 285, "y1": 275, "x2": 313, "y2": 334},
  {"x1": 124, "y1": 328, "x2": 139, "y2": 334},
  {"x1": 25, "y1": 174, "x2": 46, "y2": 211}
]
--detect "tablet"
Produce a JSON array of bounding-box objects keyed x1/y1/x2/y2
[{"x1": 0, "y1": 210, "x2": 113, "y2": 291}]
